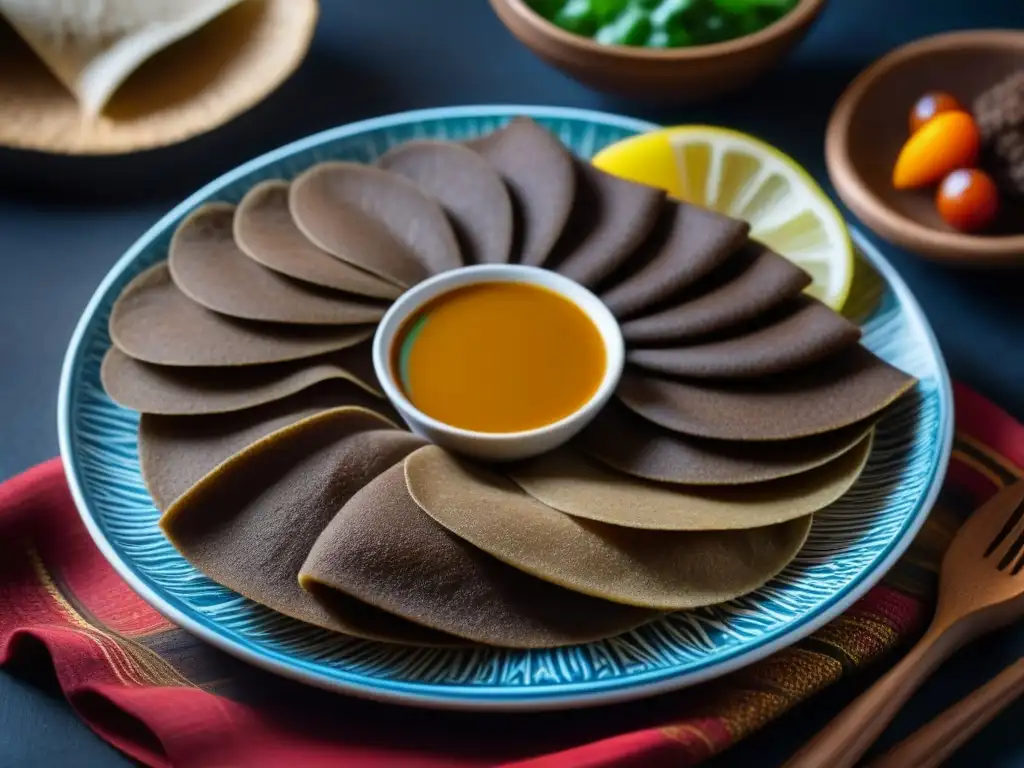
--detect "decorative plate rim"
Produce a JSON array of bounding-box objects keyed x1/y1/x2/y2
[{"x1": 57, "y1": 105, "x2": 954, "y2": 712}]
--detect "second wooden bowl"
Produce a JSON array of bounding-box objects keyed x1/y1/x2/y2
[{"x1": 826, "y1": 30, "x2": 1024, "y2": 266}]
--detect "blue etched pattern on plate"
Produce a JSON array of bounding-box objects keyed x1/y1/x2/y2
[{"x1": 63, "y1": 110, "x2": 946, "y2": 703}]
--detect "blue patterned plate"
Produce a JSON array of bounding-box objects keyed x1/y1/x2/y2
[{"x1": 58, "y1": 106, "x2": 953, "y2": 711}]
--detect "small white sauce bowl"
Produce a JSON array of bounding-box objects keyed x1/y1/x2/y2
[{"x1": 372, "y1": 264, "x2": 625, "y2": 462}]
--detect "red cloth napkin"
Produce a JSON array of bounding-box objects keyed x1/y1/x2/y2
[{"x1": 2, "y1": 383, "x2": 1022, "y2": 768}]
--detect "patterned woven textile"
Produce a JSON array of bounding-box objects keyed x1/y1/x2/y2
[{"x1": 1, "y1": 383, "x2": 1019, "y2": 768}]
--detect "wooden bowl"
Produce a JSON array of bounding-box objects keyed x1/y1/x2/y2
[
  {"x1": 826, "y1": 30, "x2": 1024, "y2": 266},
  {"x1": 488, "y1": 0, "x2": 826, "y2": 103}
]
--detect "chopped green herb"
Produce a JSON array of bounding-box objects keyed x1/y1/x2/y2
[
  {"x1": 595, "y1": 5, "x2": 653, "y2": 46},
  {"x1": 530, "y1": 0, "x2": 568, "y2": 17},
  {"x1": 649, "y1": 0, "x2": 703, "y2": 29},
  {"x1": 591, "y1": 0, "x2": 631, "y2": 24},
  {"x1": 553, "y1": 0, "x2": 600, "y2": 36},
  {"x1": 528, "y1": 0, "x2": 798, "y2": 48}
]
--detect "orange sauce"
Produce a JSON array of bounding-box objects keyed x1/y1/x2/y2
[{"x1": 393, "y1": 282, "x2": 606, "y2": 433}]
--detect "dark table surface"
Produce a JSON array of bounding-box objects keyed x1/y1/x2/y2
[{"x1": 2, "y1": 1, "x2": 1024, "y2": 766}]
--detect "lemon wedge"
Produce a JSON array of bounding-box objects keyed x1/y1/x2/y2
[{"x1": 592, "y1": 126, "x2": 854, "y2": 312}]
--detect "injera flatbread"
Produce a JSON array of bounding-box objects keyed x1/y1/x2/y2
[
  {"x1": 160, "y1": 407, "x2": 456, "y2": 645},
  {"x1": 0, "y1": 0, "x2": 317, "y2": 155},
  {"x1": 405, "y1": 446, "x2": 813, "y2": 610},
  {"x1": 287, "y1": 181, "x2": 427, "y2": 286},
  {"x1": 290, "y1": 162, "x2": 461, "y2": 281},
  {"x1": 621, "y1": 243, "x2": 812, "y2": 345},
  {"x1": 599, "y1": 202, "x2": 749, "y2": 319},
  {"x1": 578, "y1": 398, "x2": 874, "y2": 486},
  {"x1": 510, "y1": 436, "x2": 871, "y2": 531},
  {"x1": 377, "y1": 141, "x2": 513, "y2": 265},
  {"x1": 233, "y1": 180, "x2": 401, "y2": 299},
  {"x1": 465, "y1": 117, "x2": 576, "y2": 266},
  {"x1": 101, "y1": 342, "x2": 380, "y2": 415},
  {"x1": 0, "y1": 0, "x2": 244, "y2": 118},
  {"x1": 139, "y1": 382, "x2": 395, "y2": 510},
  {"x1": 626, "y1": 297, "x2": 862, "y2": 379},
  {"x1": 547, "y1": 162, "x2": 664, "y2": 287},
  {"x1": 618, "y1": 345, "x2": 917, "y2": 441},
  {"x1": 109, "y1": 263, "x2": 372, "y2": 366},
  {"x1": 168, "y1": 203, "x2": 386, "y2": 325},
  {"x1": 300, "y1": 463, "x2": 658, "y2": 648}
]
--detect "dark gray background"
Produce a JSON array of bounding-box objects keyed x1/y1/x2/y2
[{"x1": 2, "y1": 0, "x2": 1023, "y2": 765}]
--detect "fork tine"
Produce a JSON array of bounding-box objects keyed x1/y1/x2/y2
[
  {"x1": 997, "y1": 530, "x2": 1024, "y2": 572},
  {"x1": 1011, "y1": 544, "x2": 1024, "y2": 576},
  {"x1": 969, "y1": 482, "x2": 1024, "y2": 552},
  {"x1": 985, "y1": 490, "x2": 1024, "y2": 566}
]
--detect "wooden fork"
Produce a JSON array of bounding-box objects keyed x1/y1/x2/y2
[{"x1": 783, "y1": 479, "x2": 1024, "y2": 768}]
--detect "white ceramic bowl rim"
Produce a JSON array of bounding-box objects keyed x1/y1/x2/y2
[{"x1": 372, "y1": 264, "x2": 625, "y2": 443}]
